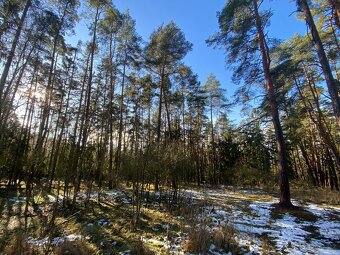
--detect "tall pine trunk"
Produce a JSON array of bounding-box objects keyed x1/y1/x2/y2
[
  {"x1": 0, "y1": 0, "x2": 31, "y2": 102},
  {"x1": 298, "y1": 0, "x2": 340, "y2": 126},
  {"x1": 253, "y1": 0, "x2": 292, "y2": 207},
  {"x1": 108, "y1": 34, "x2": 117, "y2": 189},
  {"x1": 115, "y1": 51, "x2": 127, "y2": 186},
  {"x1": 157, "y1": 63, "x2": 166, "y2": 142},
  {"x1": 72, "y1": 5, "x2": 100, "y2": 205}
]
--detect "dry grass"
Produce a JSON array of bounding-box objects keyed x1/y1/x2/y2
[
  {"x1": 212, "y1": 225, "x2": 240, "y2": 253},
  {"x1": 2, "y1": 232, "x2": 40, "y2": 255},
  {"x1": 260, "y1": 234, "x2": 274, "y2": 255},
  {"x1": 130, "y1": 240, "x2": 155, "y2": 255},
  {"x1": 291, "y1": 188, "x2": 340, "y2": 205},
  {"x1": 54, "y1": 240, "x2": 96, "y2": 255},
  {"x1": 262, "y1": 182, "x2": 340, "y2": 206},
  {"x1": 213, "y1": 228, "x2": 225, "y2": 249},
  {"x1": 183, "y1": 227, "x2": 211, "y2": 253}
]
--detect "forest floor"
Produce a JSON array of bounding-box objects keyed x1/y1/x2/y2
[{"x1": 0, "y1": 184, "x2": 339, "y2": 255}]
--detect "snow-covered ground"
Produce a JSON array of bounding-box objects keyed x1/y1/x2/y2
[
  {"x1": 27, "y1": 234, "x2": 83, "y2": 247},
  {"x1": 179, "y1": 188, "x2": 340, "y2": 255},
  {"x1": 140, "y1": 188, "x2": 340, "y2": 254},
  {"x1": 7, "y1": 187, "x2": 340, "y2": 254}
]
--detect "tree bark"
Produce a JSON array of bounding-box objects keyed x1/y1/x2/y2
[
  {"x1": 108, "y1": 33, "x2": 117, "y2": 189},
  {"x1": 0, "y1": 0, "x2": 31, "y2": 102},
  {"x1": 72, "y1": 6, "x2": 100, "y2": 205},
  {"x1": 299, "y1": 143, "x2": 317, "y2": 186},
  {"x1": 157, "y1": 63, "x2": 166, "y2": 143},
  {"x1": 328, "y1": 0, "x2": 340, "y2": 29},
  {"x1": 253, "y1": 0, "x2": 292, "y2": 207},
  {"x1": 298, "y1": 0, "x2": 340, "y2": 126},
  {"x1": 296, "y1": 70, "x2": 340, "y2": 170},
  {"x1": 115, "y1": 52, "x2": 127, "y2": 184}
]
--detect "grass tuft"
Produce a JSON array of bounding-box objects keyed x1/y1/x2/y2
[
  {"x1": 130, "y1": 240, "x2": 155, "y2": 255},
  {"x1": 183, "y1": 227, "x2": 211, "y2": 253}
]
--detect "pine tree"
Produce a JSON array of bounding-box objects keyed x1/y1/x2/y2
[
  {"x1": 208, "y1": 0, "x2": 293, "y2": 207},
  {"x1": 145, "y1": 21, "x2": 192, "y2": 142}
]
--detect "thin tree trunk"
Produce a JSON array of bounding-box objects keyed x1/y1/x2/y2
[
  {"x1": 298, "y1": 0, "x2": 340, "y2": 126},
  {"x1": 65, "y1": 51, "x2": 89, "y2": 206},
  {"x1": 163, "y1": 88, "x2": 172, "y2": 139},
  {"x1": 326, "y1": 148, "x2": 339, "y2": 190},
  {"x1": 0, "y1": 44, "x2": 33, "y2": 131},
  {"x1": 72, "y1": 6, "x2": 100, "y2": 205},
  {"x1": 115, "y1": 52, "x2": 127, "y2": 185},
  {"x1": 49, "y1": 50, "x2": 77, "y2": 190},
  {"x1": 299, "y1": 143, "x2": 317, "y2": 186},
  {"x1": 296, "y1": 71, "x2": 340, "y2": 170},
  {"x1": 108, "y1": 33, "x2": 117, "y2": 189},
  {"x1": 0, "y1": 0, "x2": 31, "y2": 101},
  {"x1": 328, "y1": 0, "x2": 340, "y2": 29},
  {"x1": 157, "y1": 63, "x2": 166, "y2": 143}
]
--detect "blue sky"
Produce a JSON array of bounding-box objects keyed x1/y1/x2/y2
[{"x1": 73, "y1": 0, "x2": 307, "y2": 122}]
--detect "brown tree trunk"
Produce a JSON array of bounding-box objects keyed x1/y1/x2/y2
[
  {"x1": 210, "y1": 100, "x2": 217, "y2": 184},
  {"x1": 72, "y1": 6, "x2": 100, "y2": 205},
  {"x1": 115, "y1": 54, "x2": 127, "y2": 185},
  {"x1": 163, "y1": 87, "x2": 172, "y2": 139},
  {"x1": 0, "y1": 42, "x2": 33, "y2": 131},
  {"x1": 298, "y1": 0, "x2": 340, "y2": 126},
  {"x1": 299, "y1": 143, "x2": 317, "y2": 186},
  {"x1": 329, "y1": 0, "x2": 340, "y2": 29},
  {"x1": 326, "y1": 148, "x2": 339, "y2": 190},
  {"x1": 108, "y1": 33, "x2": 117, "y2": 189},
  {"x1": 157, "y1": 63, "x2": 166, "y2": 143},
  {"x1": 296, "y1": 70, "x2": 340, "y2": 170},
  {"x1": 0, "y1": 0, "x2": 31, "y2": 101},
  {"x1": 253, "y1": 0, "x2": 292, "y2": 207},
  {"x1": 48, "y1": 49, "x2": 77, "y2": 190}
]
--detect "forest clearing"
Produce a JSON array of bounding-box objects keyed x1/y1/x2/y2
[
  {"x1": 0, "y1": 0, "x2": 340, "y2": 254},
  {"x1": 0, "y1": 184, "x2": 339, "y2": 254}
]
